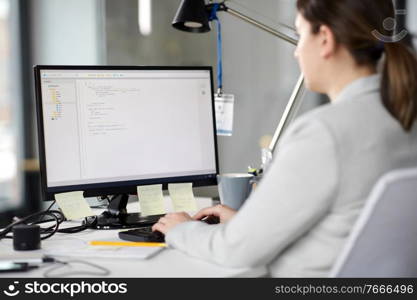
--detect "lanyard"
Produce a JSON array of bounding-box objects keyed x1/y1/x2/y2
[{"x1": 209, "y1": 4, "x2": 223, "y2": 92}]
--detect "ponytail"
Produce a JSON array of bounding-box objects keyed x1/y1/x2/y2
[
  {"x1": 382, "y1": 43, "x2": 417, "y2": 131},
  {"x1": 296, "y1": 0, "x2": 417, "y2": 132}
]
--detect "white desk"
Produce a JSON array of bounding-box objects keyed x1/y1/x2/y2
[{"x1": 0, "y1": 197, "x2": 267, "y2": 278}]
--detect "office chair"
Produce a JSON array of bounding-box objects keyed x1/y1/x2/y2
[{"x1": 330, "y1": 167, "x2": 417, "y2": 277}]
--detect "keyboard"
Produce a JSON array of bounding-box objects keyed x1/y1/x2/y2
[
  {"x1": 118, "y1": 215, "x2": 220, "y2": 243},
  {"x1": 118, "y1": 227, "x2": 165, "y2": 243}
]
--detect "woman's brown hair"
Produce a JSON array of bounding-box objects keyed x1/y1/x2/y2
[{"x1": 297, "y1": 0, "x2": 417, "y2": 131}]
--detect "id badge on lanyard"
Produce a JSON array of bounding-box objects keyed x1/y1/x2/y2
[{"x1": 215, "y1": 93, "x2": 235, "y2": 136}]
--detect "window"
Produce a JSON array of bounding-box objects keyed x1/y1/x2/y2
[{"x1": 0, "y1": 0, "x2": 22, "y2": 212}]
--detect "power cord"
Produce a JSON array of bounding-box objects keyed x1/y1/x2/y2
[
  {"x1": 43, "y1": 259, "x2": 110, "y2": 278},
  {"x1": 0, "y1": 202, "x2": 110, "y2": 277},
  {"x1": 0, "y1": 206, "x2": 95, "y2": 240},
  {"x1": 0, "y1": 210, "x2": 64, "y2": 240},
  {"x1": 10, "y1": 256, "x2": 111, "y2": 277},
  {"x1": 37, "y1": 200, "x2": 58, "y2": 223}
]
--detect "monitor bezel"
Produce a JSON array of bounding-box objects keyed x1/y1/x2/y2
[{"x1": 34, "y1": 65, "x2": 219, "y2": 201}]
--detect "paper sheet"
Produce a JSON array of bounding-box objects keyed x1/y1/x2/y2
[
  {"x1": 168, "y1": 183, "x2": 197, "y2": 212},
  {"x1": 137, "y1": 184, "x2": 166, "y2": 216},
  {"x1": 44, "y1": 238, "x2": 164, "y2": 259},
  {"x1": 55, "y1": 191, "x2": 94, "y2": 220}
]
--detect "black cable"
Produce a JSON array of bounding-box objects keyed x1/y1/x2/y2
[
  {"x1": 57, "y1": 224, "x2": 89, "y2": 234},
  {"x1": 43, "y1": 259, "x2": 110, "y2": 278},
  {"x1": 0, "y1": 210, "x2": 63, "y2": 240},
  {"x1": 37, "y1": 212, "x2": 60, "y2": 240},
  {"x1": 45, "y1": 200, "x2": 57, "y2": 213},
  {"x1": 37, "y1": 200, "x2": 57, "y2": 223},
  {"x1": 0, "y1": 209, "x2": 91, "y2": 240}
]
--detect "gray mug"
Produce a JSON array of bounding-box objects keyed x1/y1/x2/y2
[{"x1": 217, "y1": 173, "x2": 255, "y2": 210}]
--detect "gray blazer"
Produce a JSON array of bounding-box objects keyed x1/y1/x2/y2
[{"x1": 165, "y1": 74, "x2": 417, "y2": 277}]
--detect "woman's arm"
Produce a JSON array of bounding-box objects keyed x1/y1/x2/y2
[{"x1": 165, "y1": 118, "x2": 339, "y2": 268}]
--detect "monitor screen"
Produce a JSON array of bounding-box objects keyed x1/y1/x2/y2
[{"x1": 34, "y1": 66, "x2": 219, "y2": 200}]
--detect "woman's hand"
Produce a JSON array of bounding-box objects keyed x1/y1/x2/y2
[
  {"x1": 152, "y1": 212, "x2": 193, "y2": 235},
  {"x1": 151, "y1": 205, "x2": 237, "y2": 234},
  {"x1": 193, "y1": 204, "x2": 237, "y2": 224}
]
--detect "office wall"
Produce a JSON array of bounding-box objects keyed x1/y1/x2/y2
[
  {"x1": 29, "y1": 0, "x2": 105, "y2": 161},
  {"x1": 31, "y1": 0, "x2": 105, "y2": 65}
]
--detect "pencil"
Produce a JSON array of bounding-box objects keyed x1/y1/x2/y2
[{"x1": 89, "y1": 241, "x2": 167, "y2": 247}]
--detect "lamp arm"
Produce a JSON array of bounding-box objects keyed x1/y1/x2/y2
[
  {"x1": 268, "y1": 74, "x2": 305, "y2": 152},
  {"x1": 210, "y1": 2, "x2": 298, "y2": 45},
  {"x1": 224, "y1": 6, "x2": 298, "y2": 46}
]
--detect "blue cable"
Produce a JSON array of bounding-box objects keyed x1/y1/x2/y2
[{"x1": 209, "y1": 4, "x2": 223, "y2": 91}]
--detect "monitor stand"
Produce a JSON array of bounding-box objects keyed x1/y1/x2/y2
[{"x1": 87, "y1": 194, "x2": 164, "y2": 229}]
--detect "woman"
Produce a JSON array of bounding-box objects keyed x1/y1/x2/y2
[{"x1": 152, "y1": 0, "x2": 417, "y2": 277}]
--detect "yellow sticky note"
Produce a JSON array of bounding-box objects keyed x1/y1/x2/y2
[
  {"x1": 55, "y1": 191, "x2": 94, "y2": 220},
  {"x1": 137, "y1": 184, "x2": 166, "y2": 216},
  {"x1": 168, "y1": 183, "x2": 197, "y2": 212}
]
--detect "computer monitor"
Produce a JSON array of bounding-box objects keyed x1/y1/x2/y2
[{"x1": 34, "y1": 66, "x2": 219, "y2": 227}]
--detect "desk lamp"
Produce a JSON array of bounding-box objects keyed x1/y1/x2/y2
[{"x1": 172, "y1": 0, "x2": 305, "y2": 170}]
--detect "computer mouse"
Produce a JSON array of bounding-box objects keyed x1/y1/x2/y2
[
  {"x1": 201, "y1": 215, "x2": 220, "y2": 225},
  {"x1": 118, "y1": 227, "x2": 165, "y2": 242}
]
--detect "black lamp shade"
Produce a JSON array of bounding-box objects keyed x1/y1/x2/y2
[{"x1": 172, "y1": 0, "x2": 211, "y2": 33}]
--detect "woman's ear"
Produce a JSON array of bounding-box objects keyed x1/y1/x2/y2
[{"x1": 318, "y1": 24, "x2": 337, "y2": 59}]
